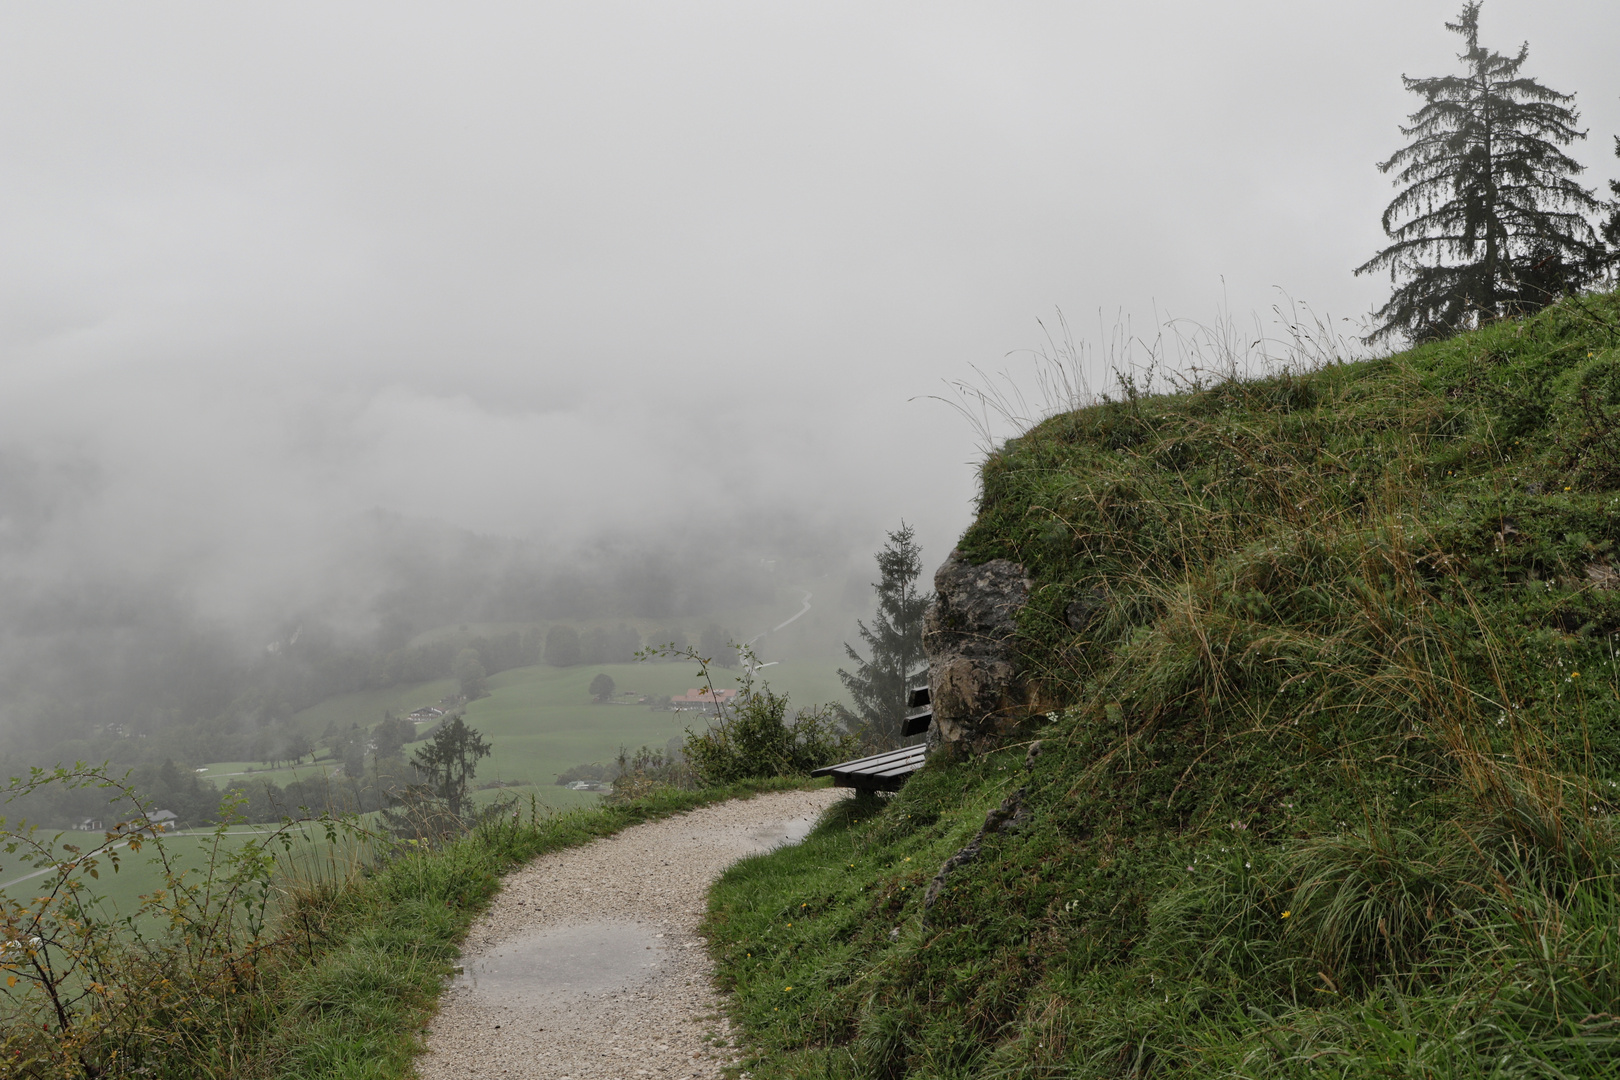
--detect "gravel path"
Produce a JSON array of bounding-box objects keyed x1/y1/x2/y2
[{"x1": 417, "y1": 788, "x2": 848, "y2": 1080}]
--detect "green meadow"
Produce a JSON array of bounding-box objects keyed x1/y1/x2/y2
[
  {"x1": 288, "y1": 677, "x2": 461, "y2": 740},
  {"x1": 18, "y1": 646, "x2": 855, "y2": 921},
  {"x1": 0, "y1": 823, "x2": 354, "y2": 929},
  {"x1": 460, "y1": 654, "x2": 849, "y2": 791},
  {"x1": 191, "y1": 652, "x2": 850, "y2": 816},
  {"x1": 192, "y1": 760, "x2": 342, "y2": 787}
]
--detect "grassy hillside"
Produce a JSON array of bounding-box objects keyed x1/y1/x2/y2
[{"x1": 708, "y1": 292, "x2": 1620, "y2": 1077}]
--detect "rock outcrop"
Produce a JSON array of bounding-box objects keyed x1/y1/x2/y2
[{"x1": 922, "y1": 550, "x2": 1035, "y2": 752}]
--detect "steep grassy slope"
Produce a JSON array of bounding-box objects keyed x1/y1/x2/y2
[{"x1": 708, "y1": 291, "x2": 1620, "y2": 1078}]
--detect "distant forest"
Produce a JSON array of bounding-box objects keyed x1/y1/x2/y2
[{"x1": 0, "y1": 504, "x2": 834, "y2": 774}]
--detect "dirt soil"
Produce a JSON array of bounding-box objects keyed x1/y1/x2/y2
[{"x1": 416, "y1": 787, "x2": 848, "y2": 1079}]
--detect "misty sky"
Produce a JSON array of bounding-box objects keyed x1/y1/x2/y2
[{"x1": 3, "y1": 1, "x2": 1618, "y2": 609}]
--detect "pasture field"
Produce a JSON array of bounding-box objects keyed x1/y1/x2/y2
[
  {"x1": 458, "y1": 654, "x2": 849, "y2": 792},
  {"x1": 4, "y1": 647, "x2": 850, "y2": 929},
  {"x1": 193, "y1": 760, "x2": 342, "y2": 787},
  {"x1": 199, "y1": 650, "x2": 847, "y2": 796},
  {"x1": 172, "y1": 651, "x2": 849, "y2": 874},
  {"x1": 0, "y1": 823, "x2": 356, "y2": 924},
  {"x1": 288, "y1": 677, "x2": 460, "y2": 740}
]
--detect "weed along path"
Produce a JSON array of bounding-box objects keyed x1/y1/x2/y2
[{"x1": 418, "y1": 787, "x2": 847, "y2": 1080}]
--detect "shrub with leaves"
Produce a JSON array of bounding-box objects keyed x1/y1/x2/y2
[
  {"x1": 682, "y1": 688, "x2": 855, "y2": 787},
  {"x1": 606, "y1": 745, "x2": 694, "y2": 803},
  {"x1": 0, "y1": 764, "x2": 359, "y2": 1079},
  {"x1": 638, "y1": 641, "x2": 857, "y2": 788}
]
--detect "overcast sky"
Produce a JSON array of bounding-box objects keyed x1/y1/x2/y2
[{"x1": 2, "y1": 1, "x2": 1617, "y2": 610}]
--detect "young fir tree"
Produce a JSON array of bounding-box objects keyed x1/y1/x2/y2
[
  {"x1": 410, "y1": 716, "x2": 492, "y2": 819},
  {"x1": 1356, "y1": 2, "x2": 1603, "y2": 343},
  {"x1": 838, "y1": 523, "x2": 931, "y2": 744}
]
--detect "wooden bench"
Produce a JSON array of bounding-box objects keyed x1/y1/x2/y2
[{"x1": 811, "y1": 685, "x2": 932, "y2": 791}]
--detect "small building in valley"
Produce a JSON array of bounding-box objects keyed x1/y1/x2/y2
[{"x1": 670, "y1": 688, "x2": 737, "y2": 712}]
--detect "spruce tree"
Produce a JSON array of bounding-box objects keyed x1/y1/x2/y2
[
  {"x1": 1357, "y1": 3, "x2": 1603, "y2": 343},
  {"x1": 838, "y1": 523, "x2": 931, "y2": 744},
  {"x1": 1604, "y1": 133, "x2": 1620, "y2": 272},
  {"x1": 410, "y1": 716, "x2": 491, "y2": 819}
]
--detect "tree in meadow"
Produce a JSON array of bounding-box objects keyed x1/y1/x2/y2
[
  {"x1": 838, "y1": 523, "x2": 931, "y2": 744},
  {"x1": 410, "y1": 715, "x2": 492, "y2": 819},
  {"x1": 1356, "y1": 2, "x2": 1603, "y2": 343}
]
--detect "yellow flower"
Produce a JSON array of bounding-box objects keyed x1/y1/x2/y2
[
  {"x1": 1280, "y1": 910, "x2": 1292, "y2": 919},
  {"x1": 1572, "y1": 672, "x2": 1581, "y2": 678},
  {"x1": 785, "y1": 986, "x2": 793, "y2": 991}
]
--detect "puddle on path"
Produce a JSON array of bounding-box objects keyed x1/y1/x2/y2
[
  {"x1": 746, "y1": 815, "x2": 816, "y2": 851},
  {"x1": 456, "y1": 920, "x2": 661, "y2": 1001},
  {"x1": 454, "y1": 813, "x2": 823, "y2": 1005}
]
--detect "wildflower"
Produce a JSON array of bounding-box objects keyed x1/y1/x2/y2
[
  {"x1": 1280, "y1": 910, "x2": 1292, "y2": 919},
  {"x1": 1572, "y1": 672, "x2": 1580, "y2": 678},
  {"x1": 784, "y1": 986, "x2": 793, "y2": 991}
]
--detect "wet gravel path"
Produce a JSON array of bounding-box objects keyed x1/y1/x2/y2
[{"x1": 416, "y1": 788, "x2": 847, "y2": 1080}]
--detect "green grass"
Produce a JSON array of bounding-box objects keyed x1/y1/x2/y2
[
  {"x1": 704, "y1": 291, "x2": 1620, "y2": 1078},
  {"x1": 53, "y1": 657, "x2": 845, "y2": 922},
  {"x1": 0, "y1": 826, "x2": 350, "y2": 928},
  {"x1": 194, "y1": 760, "x2": 343, "y2": 786},
  {"x1": 288, "y1": 678, "x2": 461, "y2": 741},
  {"x1": 456, "y1": 655, "x2": 848, "y2": 791},
  {"x1": 268, "y1": 655, "x2": 847, "y2": 797}
]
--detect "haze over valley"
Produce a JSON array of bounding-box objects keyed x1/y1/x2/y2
[{"x1": 2, "y1": 0, "x2": 1617, "y2": 821}]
